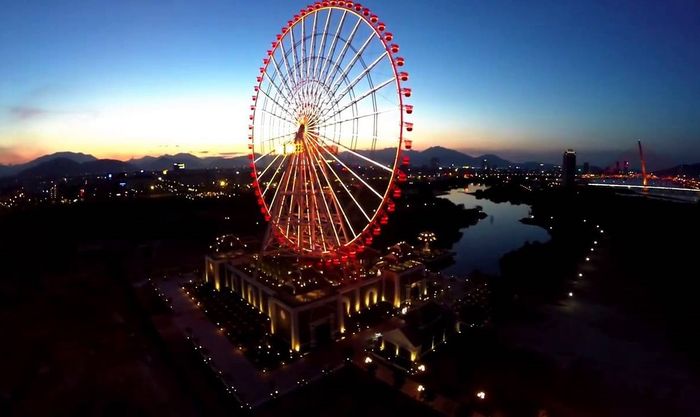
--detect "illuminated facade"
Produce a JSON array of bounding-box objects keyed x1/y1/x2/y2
[{"x1": 204, "y1": 253, "x2": 428, "y2": 351}]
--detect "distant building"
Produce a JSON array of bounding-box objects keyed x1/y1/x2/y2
[
  {"x1": 173, "y1": 162, "x2": 186, "y2": 170},
  {"x1": 562, "y1": 149, "x2": 576, "y2": 187},
  {"x1": 582, "y1": 162, "x2": 590, "y2": 175}
]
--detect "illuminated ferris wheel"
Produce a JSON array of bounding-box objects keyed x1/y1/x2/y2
[{"x1": 249, "y1": 1, "x2": 412, "y2": 261}]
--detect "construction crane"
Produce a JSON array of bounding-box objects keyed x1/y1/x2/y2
[{"x1": 638, "y1": 140, "x2": 648, "y2": 187}]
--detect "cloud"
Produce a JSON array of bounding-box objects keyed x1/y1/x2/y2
[
  {"x1": 6, "y1": 105, "x2": 98, "y2": 122},
  {"x1": 0, "y1": 145, "x2": 46, "y2": 165},
  {"x1": 9, "y1": 106, "x2": 50, "y2": 120}
]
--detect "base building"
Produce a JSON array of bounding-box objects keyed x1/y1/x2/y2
[{"x1": 203, "y1": 251, "x2": 429, "y2": 351}]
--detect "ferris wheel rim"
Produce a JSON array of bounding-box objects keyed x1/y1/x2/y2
[{"x1": 249, "y1": 1, "x2": 411, "y2": 258}]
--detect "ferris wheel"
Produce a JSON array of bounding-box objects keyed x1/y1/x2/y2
[{"x1": 249, "y1": 1, "x2": 412, "y2": 261}]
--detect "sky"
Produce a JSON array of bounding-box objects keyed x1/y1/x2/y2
[{"x1": 1, "y1": 0, "x2": 699, "y2": 167}]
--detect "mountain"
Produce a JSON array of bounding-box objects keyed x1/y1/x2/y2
[
  {"x1": 350, "y1": 146, "x2": 513, "y2": 168},
  {"x1": 18, "y1": 158, "x2": 135, "y2": 179},
  {"x1": 655, "y1": 163, "x2": 700, "y2": 178},
  {"x1": 0, "y1": 152, "x2": 98, "y2": 178},
  {"x1": 127, "y1": 153, "x2": 251, "y2": 170},
  {"x1": 28, "y1": 151, "x2": 97, "y2": 167},
  {"x1": 129, "y1": 153, "x2": 208, "y2": 170},
  {"x1": 0, "y1": 164, "x2": 12, "y2": 178}
]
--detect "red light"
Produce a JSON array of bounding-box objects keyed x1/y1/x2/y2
[{"x1": 393, "y1": 188, "x2": 402, "y2": 199}]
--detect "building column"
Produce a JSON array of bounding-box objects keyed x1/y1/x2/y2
[
  {"x1": 337, "y1": 297, "x2": 345, "y2": 334},
  {"x1": 268, "y1": 300, "x2": 276, "y2": 334},
  {"x1": 291, "y1": 310, "x2": 300, "y2": 352}
]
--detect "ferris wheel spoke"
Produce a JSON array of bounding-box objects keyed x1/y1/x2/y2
[
  {"x1": 315, "y1": 132, "x2": 394, "y2": 173},
  {"x1": 261, "y1": 153, "x2": 288, "y2": 197},
  {"x1": 313, "y1": 9, "x2": 332, "y2": 80},
  {"x1": 316, "y1": 76, "x2": 395, "y2": 123},
  {"x1": 304, "y1": 153, "x2": 328, "y2": 252},
  {"x1": 306, "y1": 136, "x2": 372, "y2": 224},
  {"x1": 305, "y1": 144, "x2": 342, "y2": 246},
  {"x1": 315, "y1": 108, "x2": 396, "y2": 130},
  {"x1": 257, "y1": 128, "x2": 297, "y2": 145},
  {"x1": 289, "y1": 23, "x2": 303, "y2": 84},
  {"x1": 256, "y1": 153, "x2": 282, "y2": 181},
  {"x1": 266, "y1": 156, "x2": 288, "y2": 213},
  {"x1": 323, "y1": 17, "x2": 362, "y2": 87},
  {"x1": 318, "y1": 10, "x2": 347, "y2": 83},
  {"x1": 278, "y1": 37, "x2": 298, "y2": 86},
  {"x1": 272, "y1": 153, "x2": 295, "y2": 224},
  {"x1": 270, "y1": 55, "x2": 299, "y2": 108},
  {"x1": 284, "y1": 154, "x2": 299, "y2": 238},
  {"x1": 308, "y1": 134, "x2": 385, "y2": 200},
  {"x1": 253, "y1": 147, "x2": 278, "y2": 164},
  {"x1": 324, "y1": 50, "x2": 388, "y2": 112},
  {"x1": 257, "y1": 88, "x2": 297, "y2": 120},
  {"x1": 306, "y1": 13, "x2": 318, "y2": 81},
  {"x1": 258, "y1": 107, "x2": 297, "y2": 126},
  {"x1": 327, "y1": 32, "x2": 375, "y2": 99},
  {"x1": 305, "y1": 137, "x2": 357, "y2": 238},
  {"x1": 264, "y1": 70, "x2": 299, "y2": 112},
  {"x1": 301, "y1": 14, "x2": 309, "y2": 82}
]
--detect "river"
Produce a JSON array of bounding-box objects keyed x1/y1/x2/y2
[{"x1": 437, "y1": 184, "x2": 550, "y2": 276}]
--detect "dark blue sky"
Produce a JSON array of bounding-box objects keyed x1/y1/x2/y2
[{"x1": 1, "y1": 0, "x2": 698, "y2": 167}]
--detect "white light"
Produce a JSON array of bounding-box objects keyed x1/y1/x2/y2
[
  {"x1": 568, "y1": 292, "x2": 573, "y2": 297},
  {"x1": 476, "y1": 391, "x2": 486, "y2": 399}
]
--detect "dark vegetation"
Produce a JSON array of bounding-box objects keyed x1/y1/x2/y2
[
  {"x1": 373, "y1": 180, "x2": 486, "y2": 249},
  {"x1": 0, "y1": 195, "x2": 264, "y2": 417}
]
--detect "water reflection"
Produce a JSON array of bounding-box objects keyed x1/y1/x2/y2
[{"x1": 438, "y1": 185, "x2": 550, "y2": 276}]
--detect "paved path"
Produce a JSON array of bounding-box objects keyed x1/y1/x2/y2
[
  {"x1": 160, "y1": 277, "x2": 269, "y2": 406},
  {"x1": 161, "y1": 275, "x2": 463, "y2": 414}
]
